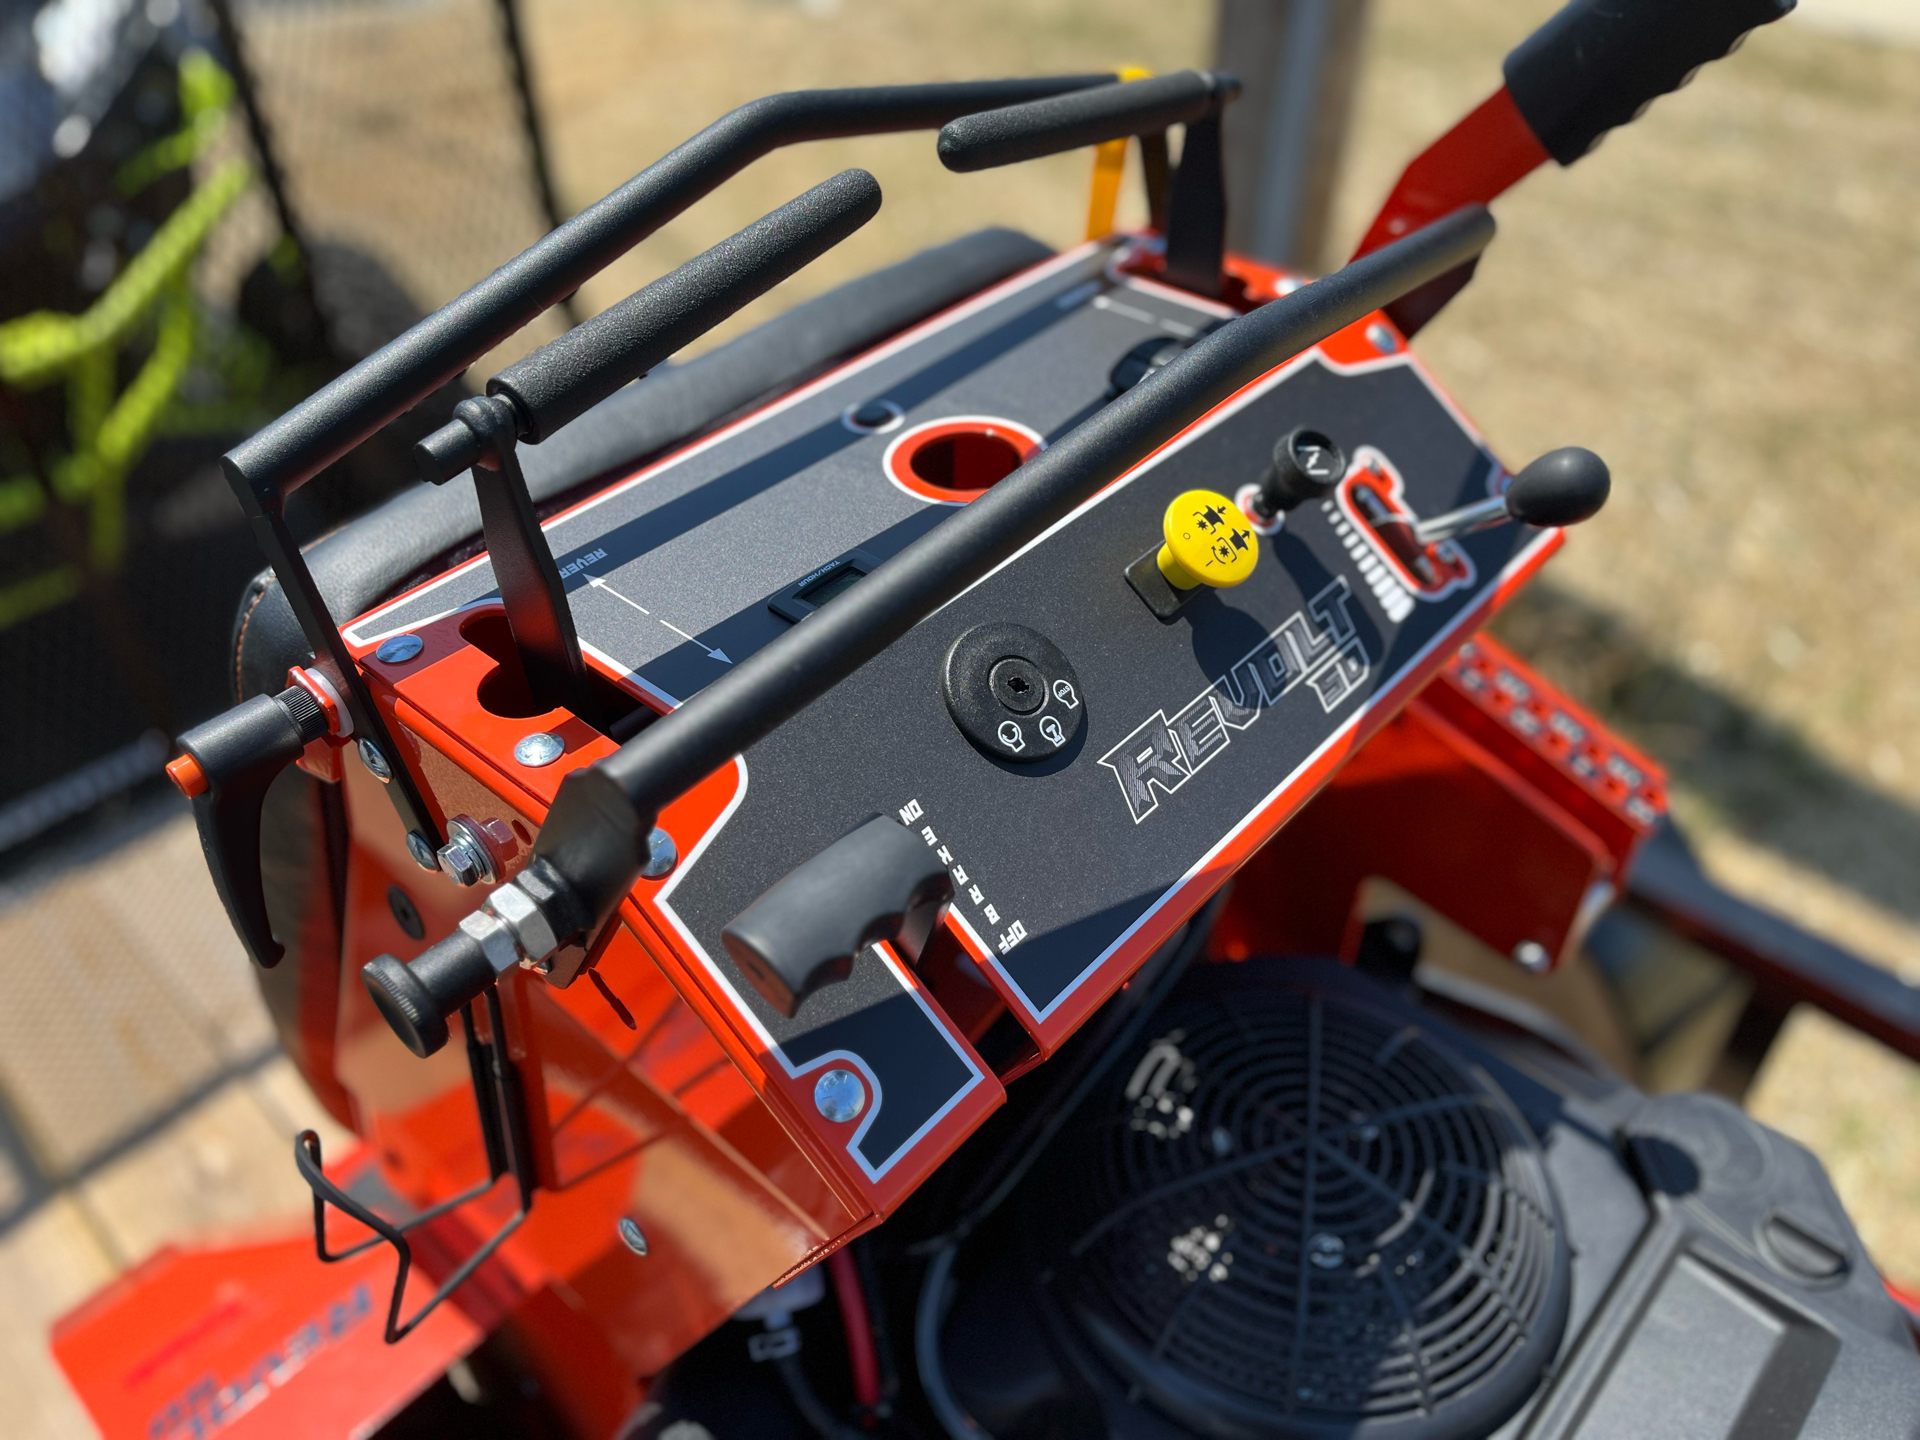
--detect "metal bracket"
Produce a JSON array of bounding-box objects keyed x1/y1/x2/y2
[{"x1": 295, "y1": 992, "x2": 534, "y2": 1343}]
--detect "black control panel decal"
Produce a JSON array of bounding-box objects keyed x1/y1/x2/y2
[
  {"x1": 652, "y1": 762, "x2": 986, "y2": 1181},
  {"x1": 1098, "y1": 577, "x2": 1367, "y2": 824}
]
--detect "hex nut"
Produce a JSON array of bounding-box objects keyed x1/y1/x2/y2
[
  {"x1": 486, "y1": 881, "x2": 558, "y2": 963},
  {"x1": 443, "y1": 817, "x2": 499, "y2": 886},
  {"x1": 458, "y1": 909, "x2": 523, "y2": 976}
]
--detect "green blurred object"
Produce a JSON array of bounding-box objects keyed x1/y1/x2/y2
[{"x1": 0, "y1": 50, "x2": 258, "y2": 634}]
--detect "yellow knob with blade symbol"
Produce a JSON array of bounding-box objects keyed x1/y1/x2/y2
[{"x1": 1157, "y1": 489, "x2": 1259, "y2": 590}]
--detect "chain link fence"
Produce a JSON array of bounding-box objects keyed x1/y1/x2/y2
[{"x1": 0, "y1": 0, "x2": 564, "y2": 839}]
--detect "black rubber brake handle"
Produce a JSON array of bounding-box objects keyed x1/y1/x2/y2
[
  {"x1": 1505, "y1": 0, "x2": 1795, "y2": 166},
  {"x1": 937, "y1": 71, "x2": 1240, "y2": 174}
]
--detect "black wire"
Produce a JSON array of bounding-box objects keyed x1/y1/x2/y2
[
  {"x1": 932, "y1": 890, "x2": 1225, "y2": 1247},
  {"x1": 773, "y1": 1349, "x2": 864, "y2": 1440}
]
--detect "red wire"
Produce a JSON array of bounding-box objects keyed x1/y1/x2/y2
[{"x1": 828, "y1": 1247, "x2": 882, "y2": 1410}]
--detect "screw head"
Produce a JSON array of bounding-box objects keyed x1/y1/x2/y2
[
  {"x1": 437, "y1": 836, "x2": 485, "y2": 887},
  {"x1": 514, "y1": 732, "x2": 563, "y2": 767},
  {"x1": 438, "y1": 818, "x2": 497, "y2": 887},
  {"x1": 374, "y1": 633, "x2": 424, "y2": 664},
  {"x1": 358, "y1": 738, "x2": 393, "y2": 782},
  {"x1": 813, "y1": 1068, "x2": 866, "y2": 1124},
  {"x1": 617, "y1": 1216, "x2": 649, "y2": 1256},
  {"x1": 841, "y1": 399, "x2": 904, "y2": 434},
  {"x1": 1365, "y1": 322, "x2": 1398, "y2": 355},
  {"x1": 639, "y1": 826, "x2": 677, "y2": 880},
  {"x1": 1512, "y1": 940, "x2": 1552, "y2": 974},
  {"x1": 404, "y1": 831, "x2": 439, "y2": 871}
]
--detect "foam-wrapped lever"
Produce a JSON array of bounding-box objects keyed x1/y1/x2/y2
[
  {"x1": 937, "y1": 71, "x2": 1238, "y2": 173},
  {"x1": 485, "y1": 168, "x2": 882, "y2": 447},
  {"x1": 1506, "y1": 0, "x2": 1795, "y2": 166},
  {"x1": 722, "y1": 817, "x2": 954, "y2": 1018}
]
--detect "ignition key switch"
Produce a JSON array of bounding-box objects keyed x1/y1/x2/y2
[{"x1": 942, "y1": 623, "x2": 1085, "y2": 763}]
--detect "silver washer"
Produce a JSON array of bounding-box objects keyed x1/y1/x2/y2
[
  {"x1": 813, "y1": 1068, "x2": 866, "y2": 1123},
  {"x1": 374, "y1": 633, "x2": 425, "y2": 664},
  {"x1": 616, "y1": 1216, "x2": 649, "y2": 1256},
  {"x1": 1511, "y1": 940, "x2": 1552, "y2": 974},
  {"x1": 639, "y1": 826, "x2": 677, "y2": 879},
  {"x1": 358, "y1": 738, "x2": 393, "y2": 782},
  {"x1": 514, "y1": 732, "x2": 564, "y2": 767}
]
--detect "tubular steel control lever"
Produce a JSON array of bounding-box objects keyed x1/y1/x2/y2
[
  {"x1": 412, "y1": 170, "x2": 883, "y2": 724},
  {"x1": 1354, "y1": 0, "x2": 1795, "y2": 338},
  {"x1": 722, "y1": 817, "x2": 955, "y2": 1018},
  {"x1": 211, "y1": 78, "x2": 1109, "y2": 880},
  {"x1": 1413, "y1": 446, "x2": 1610, "y2": 545},
  {"x1": 168, "y1": 683, "x2": 335, "y2": 968},
  {"x1": 361, "y1": 205, "x2": 1499, "y2": 1058}
]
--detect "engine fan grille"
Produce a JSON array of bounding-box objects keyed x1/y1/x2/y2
[{"x1": 1032, "y1": 978, "x2": 1567, "y2": 1437}]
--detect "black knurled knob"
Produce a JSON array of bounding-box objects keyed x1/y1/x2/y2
[{"x1": 1255, "y1": 427, "x2": 1346, "y2": 518}]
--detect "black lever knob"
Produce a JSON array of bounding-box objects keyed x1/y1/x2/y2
[
  {"x1": 1503, "y1": 446, "x2": 1611, "y2": 528},
  {"x1": 1413, "y1": 446, "x2": 1611, "y2": 545},
  {"x1": 722, "y1": 816, "x2": 954, "y2": 1018},
  {"x1": 1250, "y1": 427, "x2": 1346, "y2": 521},
  {"x1": 171, "y1": 685, "x2": 332, "y2": 968}
]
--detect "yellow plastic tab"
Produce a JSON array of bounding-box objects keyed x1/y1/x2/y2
[
  {"x1": 1157, "y1": 490, "x2": 1259, "y2": 590},
  {"x1": 1084, "y1": 66, "x2": 1152, "y2": 240}
]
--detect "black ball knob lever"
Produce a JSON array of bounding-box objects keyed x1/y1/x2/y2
[
  {"x1": 1503, "y1": 446, "x2": 1611, "y2": 528},
  {"x1": 1414, "y1": 446, "x2": 1610, "y2": 545}
]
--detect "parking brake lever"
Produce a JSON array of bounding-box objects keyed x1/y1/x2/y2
[
  {"x1": 167, "y1": 683, "x2": 336, "y2": 967},
  {"x1": 722, "y1": 817, "x2": 955, "y2": 1018}
]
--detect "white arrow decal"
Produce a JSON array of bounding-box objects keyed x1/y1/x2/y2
[{"x1": 586, "y1": 570, "x2": 731, "y2": 663}]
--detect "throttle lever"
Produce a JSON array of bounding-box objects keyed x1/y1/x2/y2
[
  {"x1": 1413, "y1": 447, "x2": 1610, "y2": 546},
  {"x1": 722, "y1": 816, "x2": 955, "y2": 1018},
  {"x1": 167, "y1": 684, "x2": 333, "y2": 968}
]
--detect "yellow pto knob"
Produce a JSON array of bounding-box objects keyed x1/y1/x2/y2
[{"x1": 1157, "y1": 489, "x2": 1259, "y2": 590}]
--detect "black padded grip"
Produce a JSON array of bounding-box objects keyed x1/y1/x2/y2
[
  {"x1": 721, "y1": 816, "x2": 954, "y2": 1018},
  {"x1": 489, "y1": 168, "x2": 883, "y2": 443},
  {"x1": 937, "y1": 71, "x2": 1239, "y2": 174},
  {"x1": 1504, "y1": 0, "x2": 1794, "y2": 165}
]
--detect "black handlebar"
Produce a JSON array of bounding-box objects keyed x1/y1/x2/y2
[
  {"x1": 1505, "y1": 0, "x2": 1794, "y2": 165},
  {"x1": 936, "y1": 70, "x2": 1239, "y2": 174},
  {"x1": 494, "y1": 169, "x2": 882, "y2": 444},
  {"x1": 417, "y1": 170, "x2": 883, "y2": 481},
  {"x1": 221, "y1": 76, "x2": 1112, "y2": 515}
]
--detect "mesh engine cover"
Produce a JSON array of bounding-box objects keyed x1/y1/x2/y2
[{"x1": 1024, "y1": 969, "x2": 1571, "y2": 1439}]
